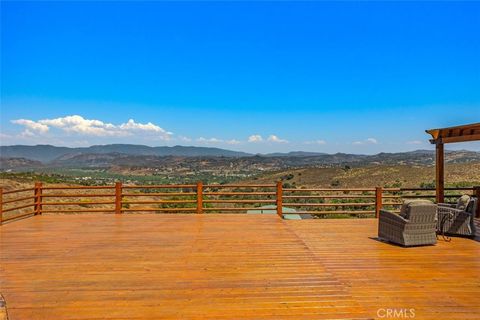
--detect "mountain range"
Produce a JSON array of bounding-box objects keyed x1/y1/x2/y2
[
  {"x1": 0, "y1": 144, "x2": 251, "y2": 162},
  {"x1": 1, "y1": 144, "x2": 480, "y2": 171}
]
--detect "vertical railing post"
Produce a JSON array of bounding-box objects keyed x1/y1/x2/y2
[
  {"x1": 276, "y1": 181, "x2": 283, "y2": 219},
  {"x1": 0, "y1": 187, "x2": 3, "y2": 224},
  {"x1": 34, "y1": 182, "x2": 43, "y2": 215},
  {"x1": 375, "y1": 186, "x2": 383, "y2": 218},
  {"x1": 196, "y1": 181, "x2": 203, "y2": 214},
  {"x1": 474, "y1": 186, "x2": 480, "y2": 218},
  {"x1": 115, "y1": 182, "x2": 122, "y2": 214},
  {"x1": 436, "y1": 142, "x2": 445, "y2": 203}
]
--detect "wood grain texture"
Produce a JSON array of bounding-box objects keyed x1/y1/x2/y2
[
  {"x1": 0, "y1": 214, "x2": 369, "y2": 320},
  {"x1": 288, "y1": 219, "x2": 480, "y2": 320}
]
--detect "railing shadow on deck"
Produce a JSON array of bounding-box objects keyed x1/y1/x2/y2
[{"x1": 1, "y1": 182, "x2": 479, "y2": 224}]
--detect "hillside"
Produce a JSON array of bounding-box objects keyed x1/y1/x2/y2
[
  {"x1": 0, "y1": 144, "x2": 251, "y2": 162},
  {"x1": 0, "y1": 157, "x2": 43, "y2": 170},
  {"x1": 241, "y1": 162, "x2": 480, "y2": 188}
]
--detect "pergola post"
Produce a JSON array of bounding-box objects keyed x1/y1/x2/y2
[
  {"x1": 427, "y1": 123, "x2": 480, "y2": 204},
  {"x1": 435, "y1": 142, "x2": 445, "y2": 204}
]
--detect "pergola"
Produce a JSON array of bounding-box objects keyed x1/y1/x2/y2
[{"x1": 426, "y1": 122, "x2": 480, "y2": 204}]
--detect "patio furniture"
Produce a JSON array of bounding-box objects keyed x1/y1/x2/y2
[
  {"x1": 378, "y1": 200, "x2": 437, "y2": 247},
  {"x1": 437, "y1": 195, "x2": 477, "y2": 237}
]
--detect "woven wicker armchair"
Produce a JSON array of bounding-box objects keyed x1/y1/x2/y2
[
  {"x1": 378, "y1": 200, "x2": 437, "y2": 247},
  {"x1": 437, "y1": 195, "x2": 477, "y2": 237}
]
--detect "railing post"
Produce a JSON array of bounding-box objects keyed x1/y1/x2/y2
[
  {"x1": 34, "y1": 182, "x2": 43, "y2": 215},
  {"x1": 0, "y1": 187, "x2": 3, "y2": 225},
  {"x1": 276, "y1": 181, "x2": 283, "y2": 219},
  {"x1": 475, "y1": 186, "x2": 480, "y2": 218},
  {"x1": 196, "y1": 181, "x2": 203, "y2": 214},
  {"x1": 375, "y1": 186, "x2": 383, "y2": 218},
  {"x1": 115, "y1": 182, "x2": 122, "y2": 214}
]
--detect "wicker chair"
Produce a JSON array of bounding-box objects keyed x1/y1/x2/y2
[
  {"x1": 378, "y1": 200, "x2": 437, "y2": 247},
  {"x1": 437, "y1": 195, "x2": 477, "y2": 237}
]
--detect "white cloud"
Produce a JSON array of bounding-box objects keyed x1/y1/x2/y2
[
  {"x1": 353, "y1": 137, "x2": 378, "y2": 145},
  {"x1": 197, "y1": 137, "x2": 223, "y2": 144},
  {"x1": 267, "y1": 135, "x2": 288, "y2": 143},
  {"x1": 248, "y1": 134, "x2": 288, "y2": 144},
  {"x1": 248, "y1": 134, "x2": 263, "y2": 143},
  {"x1": 407, "y1": 140, "x2": 423, "y2": 145},
  {"x1": 20, "y1": 129, "x2": 36, "y2": 138},
  {"x1": 11, "y1": 115, "x2": 173, "y2": 140},
  {"x1": 225, "y1": 139, "x2": 241, "y2": 145},
  {"x1": 11, "y1": 119, "x2": 49, "y2": 134},
  {"x1": 178, "y1": 136, "x2": 192, "y2": 142},
  {"x1": 304, "y1": 140, "x2": 327, "y2": 145},
  {"x1": 119, "y1": 119, "x2": 172, "y2": 134}
]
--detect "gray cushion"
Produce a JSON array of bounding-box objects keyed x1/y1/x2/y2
[
  {"x1": 400, "y1": 199, "x2": 433, "y2": 219},
  {"x1": 456, "y1": 195, "x2": 471, "y2": 210}
]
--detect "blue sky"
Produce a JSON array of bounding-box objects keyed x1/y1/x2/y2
[{"x1": 1, "y1": 1, "x2": 479, "y2": 154}]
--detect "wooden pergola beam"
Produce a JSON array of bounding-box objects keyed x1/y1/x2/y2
[
  {"x1": 430, "y1": 133, "x2": 480, "y2": 145},
  {"x1": 426, "y1": 123, "x2": 480, "y2": 145}
]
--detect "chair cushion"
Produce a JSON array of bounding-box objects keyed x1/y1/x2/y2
[
  {"x1": 400, "y1": 199, "x2": 432, "y2": 219},
  {"x1": 456, "y1": 195, "x2": 471, "y2": 210},
  {"x1": 466, "y1": 197, "x2": 476, "y2": 214}
]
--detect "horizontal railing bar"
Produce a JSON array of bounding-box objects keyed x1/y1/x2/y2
[
  {"x1": 203, "y1": 199, "x2": 276, "y2": 204},
  {"x1": 203, "y1": 192, "x2": 276, "y2": 196},
  {"x1": 2, "y1": 203, "x2": 34, "y2": 212},
  {"x1": 284, "y1": 188, "x2": 376, "y2": 192},
  {"x1": 283, "y1": 202, "x2": 375, "y2": 207},
  {"x1": 42, "y1": 201, "x2": 115, "y2": 206},
  {"x1": 41, "y1": 209, "x2": 115, "y2": 213},
  {"x1": 2, "y1": 188, "x2": 35, "y2": 195},
  {"x1": 2, "y1": 211, "x2": 36, "y2": 222},
  {"x1": 41, "y1": 194, "x2": 115, "y2": 198},
  {"x1": 42, "y1": 186, "x2": 114, "y2": 190},
  {"x1": 400, "y1": 195, "x2": 464, "y2": 198},
  {"x1": 282, "y1": 195, "x2": 375, "y2": 199},
  {"x1": 383, "y1": 194, "x2": 468, "y2": 198},
  {"x1": 122, "y1": 208, "x2": 196, "y2": 212},
  {"x1": 122, "y1": 185, "x2": 196, "y2": 189},
  {"x1": 293, "y1": 210, "x2": 375, "y2": 215},
  {"x1": 122, "y1": 200, "x2": 196, "y2": 204},
  {"x1": 203, "y1": 184, "x2": 276, "y2": 188},
  {"x1": 122, "y1": 192, "x2": 196, "y2": 197},
  {"x1": 2, "y1": 196, "x2": 35, "y2": 204},
  {"x1": 384, "y1": 187, "x2": 474, "y2": 192},
  {"x1": 203, "y1": 207, "x2": 260, "y2": 211}
]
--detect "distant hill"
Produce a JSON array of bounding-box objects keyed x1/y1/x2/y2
[
  {"x1": 0, "y1": 157, "x2": 43, "y2": 170},
  {"x1": 0, "y1": 144, "x2": 252, "y2": 162},
  {"x1": 1, "y1": 144, "x2": 479, "y2": 170},
  {"x1": 238, "y1": 163, "x2": 480, "y2": 189},
  {"x1": 264, "y1": 151, "x2": 328, "y2": 157}
]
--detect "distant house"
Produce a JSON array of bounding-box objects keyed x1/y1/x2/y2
[{"x1": 246, "y1": 205, "x2": 313, "y2": 220}]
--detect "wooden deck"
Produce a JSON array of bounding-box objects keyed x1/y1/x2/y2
[
  {"x1": 1, "y1": 214, "x2": 479, "y2": 320},
  {"x1": 288, "y1": 219, "x2": 480, "y2": 320}
]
